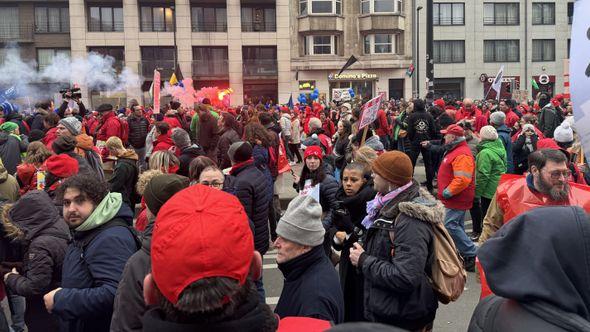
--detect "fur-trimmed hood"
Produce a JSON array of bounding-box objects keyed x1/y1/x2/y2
[{"x1": 398, "y1": 187, "x2": 445, "y2": 225}]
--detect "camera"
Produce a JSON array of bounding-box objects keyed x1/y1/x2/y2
[{"x1": 60, "y1": 87, "x2": 82, "y2": 100}]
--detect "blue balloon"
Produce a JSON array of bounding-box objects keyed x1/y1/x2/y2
[
  {"x1": 313, "y1": 88, "x2": 319, "y2": 95},
  {"x1": 348, "y1": 88, "x2": 355, "y2": 98}
]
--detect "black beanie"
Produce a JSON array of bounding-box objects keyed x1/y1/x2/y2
[
  {"x1": 144, "y1": 174, "x2": 190, "y2": 214},
  {"x1": 228, "y1": 141, "x2": 253, "y2": 163},
  {"x1": 52, "y1": 136, "x2": 77, "y2": 154}
]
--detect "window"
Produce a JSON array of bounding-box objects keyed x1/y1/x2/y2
[
  {"x1": 193, "y1": 47, "x2": 228, "y2": 76},
  {"x1": 304, "y1": 35, "x2": 338, "y2": 55},
  {"x1": 483, "y1": 3, "x2": 519, "y2": 25},
  {"x1": 364, "y1": 34, "x2": 400, "y2": 54},
  {"x1": 88, "y1": 6, "x2": 124, "y2": 32},
  {"x1": 141, "y1": 46, "x2": 175, "y2": 77},
  {"x1": 35, "y1": 6, "x2": 69, "y2": 33},
  {"x1": 140, "y1": 6, "x2": 174, "y2": 32},
  {"x1": 433, "y1": 3, "x2": 464, "y2": 25},
  {"x1": 0, "y1": 7, "x2": 19, "y2": 39},
  {"x1": 192, "y1": 6, "x2": 227, "y2": 32},
  {"x1": 532, "y1": 3, "x2": 555, "y2": 25},
  {"x1": 433, "y1": 40, "x2": 465, "y2": 63},
  {"x1": 361, "y1": 0, "x2": 403, "y2": 13},
  {"x1": 299, "y1": 0, "x2": 342, "y2": 15},
  {"x1": 241, "y1": 6, "x2": 276, "y2": 32},
  {"x1": 88, "y1": 47, "x2": 125, "y2": 71},
  {"x1": 532, "y1": 39, "x2": 555, "y2": 62},
  {"x1": 567, "y1": 2, "x2": 574, "y2": 24},
  {"x1": 484, "y1": 40, "x2": 520, "y2": 62},
  {"x1": 243, "y1": 46, "x2": 277, "y2": 76},
  {"x1": 37, "y1": 49, "x2": 70, "y2": 71}
]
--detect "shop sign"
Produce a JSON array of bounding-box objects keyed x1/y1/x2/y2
[
  {"x1": 299, "y1": 81, "x2": 316, "y2": 90},
  {"x1": 328, "y1": 73, "x2": 378, "y2": 80},
  {"x1": 539, "y1": 74, "x2": 550, "y2": 85},
  {"x1": 332, "y1": 88, "x2": 352, "y2": 101}
]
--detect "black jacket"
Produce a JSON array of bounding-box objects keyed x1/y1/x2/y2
[
  {"x1": 0, "y1": 132, "x2": 26, "y2": 175},
  {"x1": 111, "y1": 216, "x2": 155, "y2": 332},
  {"x1": 30, "y1": 111, "x2": 48, "y2": 132},
  {"x1": 358, "y1": 182, "x2": 438, "y2": 331},
  {"x1": 231, "y1": 161, "x2": 271, "y2": 255},
  {"x1": 469, "y1": 206, "x2": 590, "y2": 332},
  {"x1": 538, "y1": 104, "x2": 563, "y2": 139},
  {"x1": 331, "y1": 182, "x2": 376, "y2": 322},
  {"x1": 177, "y1": 145, "x2": 204, "y2": 178},
  {"x1": 127, "y1": 115, "x2": 150, "y2": 149},
  {"x1": 4, "y1": 191, "x2": 69, "y2": 331},
  {"x1": 217, "y1": 128, "x2": 240, "y2": 169},
  {"x1": 142, "y1": 286, "x2": 278, "y2": 332},
  {"x1": 513, "y1": 134, "x2": 538, "y2": 174},
  {"x1": 275, "y1": 245, "x2": 344, "y2": 323},
  {"x1": 406, "y1": 109, "x2": 437, "y2": 145},
  {"x1": 109, "y1": 153, "x2": 140, "y2": 207}
]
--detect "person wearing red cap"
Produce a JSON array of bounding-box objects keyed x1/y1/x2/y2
[
  {"x1": 140, "y1": 185, "x2": 279, "y2": 331},
  {"x1": 43, "y1": 154, "x2": 80, "y2": 197},
  {"x1": 43, "y1": 175, "x2": 138, "y2": 332},
  {"x1": 538, "y1": 93, "x2": 564, "y2": 139},
  {"x1": 436, "y1": 123, "x2": 477, "y2": 271}
]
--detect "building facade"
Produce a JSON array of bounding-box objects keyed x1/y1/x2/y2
[
  {"x1": 289, "y1": 0, "x2": 413, "y2": 103},
  {"x1": 415, "y1": 0, "x2": 573, "y2": 100}
]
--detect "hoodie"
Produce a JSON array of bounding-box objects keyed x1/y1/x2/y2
[
  {"x1": 475, "y1": 139, "x2": 507, "y2": 199},
  {"x1": 495, "y1": 125, "x2": 514, "y2": 173},
  {"x1": 109, "y1": 150, "x2": 140, "y2": 207},
  {"x1": 470, "y1": 206, "x2": 590, "y2": 331},
  {"x1": 178, "y1": 144, "x2": 205, "y2": 177},
  {"x1": 0, "y1": 131, "x2": 26, "y2": 175},
  {"x1": 0, "y1": 160, "x2": 19, "y2": 202}
]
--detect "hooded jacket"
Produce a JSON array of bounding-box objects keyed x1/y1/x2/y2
[
  {"x1": 96, "y1": 111, "x2": 122, "y2": 142},
  {"x1": 495, "y1": 125, "x2": 514, "y2": 173},
  {"x1": 0, "y1": 161, "x2": 19, "y2": 202},
  {"x1": 0, "y1": 131, "x2": 27, "y2": 175},
  {"x1": 217, "y1": 128, "x2": 240, "y2": 169},
  {"x1": 4, "y1": 191, "x2": 69, "y2": 331},
  {"x1": 178, "y1": 144, "x2": 205, "y2": 178},
  {"x1": 109, "y1": 150, "x2": 140, "y2": 207},
  {"x1": 52, "y1": 195, "x2": 137, "y2": 332},
  {"x1": 111, "y1": 216, "x2": 155, "y2": 332},
  {"x1": 406, "y1": 108, "x2": 437, "y2": 145},
  {"x1": 475, "y1": 139, "x2": 507, "y2": 199},
  {"x1": 469, "y1": 206, "x2": 590, "y2": 332},
  {"x1": 152, "y1": 133, "x2": 174, "y2": 153},
  {"x1": 358, "y1": 183, "x2": 438, "y2": 331}
]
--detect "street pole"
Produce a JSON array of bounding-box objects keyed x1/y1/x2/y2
[
  {"x1": 171, "y1": 5, "x2": 178, "y2": 74},
  {"x1": 426, "y1": 0, "x2": 434, "y2": 101},
  {"x1": 416, "y1": 6, "x2": 423, "y2": 98}
]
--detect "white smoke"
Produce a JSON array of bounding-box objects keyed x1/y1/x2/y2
[{"x1": 0, "y1": 46, "x2": 144, "y2": 101}]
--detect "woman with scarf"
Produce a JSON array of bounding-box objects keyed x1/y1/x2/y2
[
  {"x1": 349, "y1": 151, "x2": 440, "y2": 331},
  {"x1": 331, "y1": 163, "x2": 376, "y2": 322}
]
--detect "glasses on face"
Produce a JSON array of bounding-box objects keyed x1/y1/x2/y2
[
  {"x1": 200, "y1": 181, "x2": 224, "y2": 189},
  {"x1": 544, "y1": 169, "x2": 571, "y2": 180}
]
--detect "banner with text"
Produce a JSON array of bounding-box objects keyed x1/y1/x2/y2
[
  {"x1": 153, "y1": 69, "x2": 161, "y2": 114},
  {"x1": 359, "y1": 93, "x2": 384, "y2": 130}
]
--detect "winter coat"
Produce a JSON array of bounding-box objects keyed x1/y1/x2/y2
[
  {"x1": 374, "y1": 109, "x2": 390, "y2": 137},
  {"x1": 0, "y1": 163, "x2": 19, "y2": 202},
  {"x1": 178, "y1": 144, "x2": 205, "y2": 177},
  {"x1": 17, "y1": 163, "x2": 39, "y2": 196},
  {"x1": 0, "y1": 132, "x2": 27, "y2": 175},
  {"x1": 503, "y1": 110, "x2": 520, "y2": 129},
  {"x1": 252, "y1": 144, "x2": 274, "y2": 192},
  {"x1": 470, "y1": 206, "x2": 590, "y2": 332},
  {"x1": 275, "y1": 245, "x2": 344, "y2": 323},
  {"x1": 538, "y1": 104, "x2": 563, "y2": 139},
  {"x1": 127, "y1": 115, "x2": 150, "y2": 149},
  {"x1": 406, "y1": 109, "x2": 437, "y2": 145},
  {"x1": 198, "y1": 115, "x2": 219, "y2": 159},
  {"x1": 331, "y1": 182, "x2": 376, "y2": 322},
  {"x1": 52, "y1": 204, "x2": 137, "y2": 332},
  {"x1": 4, "y1": 191, "x2": 69, "y2": 331},
  {"x1": 323, "y1": 119, "x2": 336, "y2": 138},
  {"x1": 230, "y1": 161, "x2": 271, "y2": 255},
  {"x1": 475, "y1": 139, "x2": 507, "y2": 199},
  {"x1": 279, "y1": 114, "x2": 292, "y2": 137},
  {"x1": 30, "y1": 111, "x2": 48, "y2": 132},
  {"x1": 291, "y1": 118, "x2": 302, "y2": 144},
  {"x1": 96, "y1": 111, "x2": 122, "y2": 142},
  {"x1": 63, "y1": 151, "x2": 94, "y2": 177},
  {"x1": 162, "y1": 116, "x2": 182, "y2": 130},
  {"x1": 437, "y1": 139, "x2": 475, "y2": 210},
  {"x1": 43, "y1": 127, "x2": 58, "y2": 150},
  {"x1": 455, "y1": 107, "x2": 488, "y2": 133},
  {"x1": 109, "y1": 151, "x2": 140, "y2": 207},
  {"x1": 152, "y1": 134, "x2": 174, "y2": 153},
  {"x1": 217, "y1": 128, "x2": 240, "y2": 169},
  {"x1": 513, "y1": 133, "x2": 538, "y2": 174},
  {"x1": 142, "y1": 287, "x2": 279, "y2": 332},
  {"x1": 495, "y1": 125, "x2": 514, "y2": 174},
  {"x1": 358, "y1": 182, "x2": 438, "y2": 331},
  {"x1": 111, "y1": 216, "x2": 155, "y2": 332}
]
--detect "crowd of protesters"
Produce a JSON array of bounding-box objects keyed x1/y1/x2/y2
[{"x1": 0, "y1": 89, "x2": 585, "y2": 332}]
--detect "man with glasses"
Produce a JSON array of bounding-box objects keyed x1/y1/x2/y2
[{"x1": 479, "y1": 148, "x2": 590, "y2": 246}]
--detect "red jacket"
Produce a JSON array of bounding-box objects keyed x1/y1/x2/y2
[
  {"x1": 322, "y1": 120, "x2": 335, "y2": 138},
  {"x1": 455, "y1": 107, "x2": 488, "y2": 132},
  {"x1": 375, "y1": 109, "x2": 390, "y2": 137},
  {"x1": 504, "y1": 109, "x2": 520, "y2": 129},
  {"x1": 437, "y1": 140, "x2": 475, "y2": 210},
  {"x1": 153, "y1": 133, "x2": 175, "y2": 153},
  {"x1": 42, "y1": 127, "x2": 58, "y2": 150},
  {"x1": 163, "y1": 116, "x2": 182, "y2": 130},
  {"x1": 96, "y1": 112, "x2": 122, "y2": 141}
]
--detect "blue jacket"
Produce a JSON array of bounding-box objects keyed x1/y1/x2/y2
[
  {"x1": 496, "y1": 125, "x2": 514, "y2": 174},
  {"x1": 52, "y1": 204, "x2": 137, "y2": 332}
]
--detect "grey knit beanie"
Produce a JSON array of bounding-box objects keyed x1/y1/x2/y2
[
  {"x1": 276, "y1": 193, "x2": 325, "y2": 246},
  {"x1": 59, "y1": 117, "x2": 82, "y2": 136},
  {"x1": 490, "y1": 111, "x2": 506, "y2": 126}
]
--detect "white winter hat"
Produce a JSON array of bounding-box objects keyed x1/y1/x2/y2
[
  {"x1": 554, "y1": 122, "x2": 574, "y2": 143},
  {"x1": 479, "y1": 125, "x2": 498, "y2": 141}
]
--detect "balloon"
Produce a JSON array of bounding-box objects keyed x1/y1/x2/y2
[
  {"x1": 313, "y1": 88, "x2": 319, "y2": 95},
  {"x1": 348, "y1": 88, "x2": 355, "y2": 98},
  {"x1": 298, "y1": 93, "x2": 307, "y2": 104}
]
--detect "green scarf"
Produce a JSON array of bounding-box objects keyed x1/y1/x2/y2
[{"x1": 76, "y1": 192, "x2": 122, "y2": 232}]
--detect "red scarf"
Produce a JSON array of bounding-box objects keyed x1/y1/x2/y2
[{"x1": 229, "y1": 158, "x2": 254, "y2": 175}]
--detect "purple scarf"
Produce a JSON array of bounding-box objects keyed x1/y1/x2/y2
[{"x1": 361, "y1": 181, "x2": 414, "y2": 229}]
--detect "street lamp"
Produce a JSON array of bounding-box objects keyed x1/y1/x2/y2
[{"x1": 416, "y1": 6, "x2": 423, "y2": 98}]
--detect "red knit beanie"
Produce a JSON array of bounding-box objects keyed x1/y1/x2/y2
[
  {"x1": 45, "y1": 154, "x2": 79, "y2": 178},
  {"x1": 304, "y1": 146, "x2": 323, "y2": 161}
]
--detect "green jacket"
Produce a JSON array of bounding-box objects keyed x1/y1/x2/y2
[{"x1": 475, "y1": 139, "x2": 507, "y2": 199}]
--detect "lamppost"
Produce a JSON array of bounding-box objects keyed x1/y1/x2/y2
[
  {"x1": 416, "y1": 6, "x2": 423, "y2": 98},
  {"x1": 171, "y1": 5, "x2": 178, "y2": 75}
]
